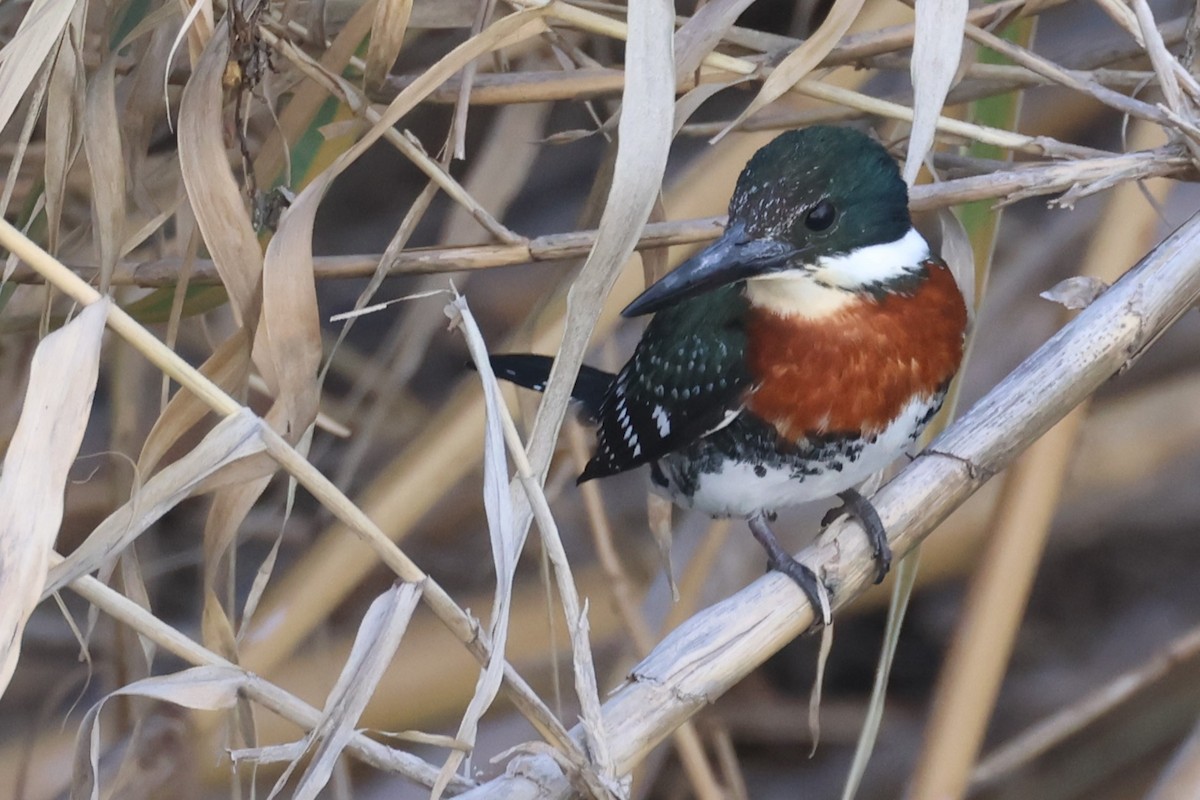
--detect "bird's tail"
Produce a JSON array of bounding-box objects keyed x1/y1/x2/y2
[{"x1": 488, "y1": 354, "x2": 613, "y2": 423}]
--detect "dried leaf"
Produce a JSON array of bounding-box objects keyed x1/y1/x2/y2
[
  {"x1": 251, "y1": 199, "x2": 323, "y2": 442},
  {"x1": 0, "y1": 0, "x2": 76, "y2": 138},
  {"x1": 72, "y1": 666, "x2": 247, "y2": 800},
  {"x1": 716, "y1": 0, "x2": 864, "y2": 140},
  {"x1": 138, "y1": 331, "x2": 253, "y2": 477},
  {"x1": 840, "y1": 553, "x2": 920, "y2": 800},
  {"x1": 177, "y1": 19, "x2": 263, "y2": 327},
  {"x1": 673, "y1": 0, "x2": 758, "y2": 79},
  {"x1": 904, "y1": 0, "x2": 969, "y2": 185},
  {"x1": 938, "y1": 207, "x2": 976, "y2": 326},
  {"x1": 43, "y1": 409, "x2": 267, "y2": 596},
  {"x1": 83, "y1": 55, "x2": 127, "y2": 292},
  {"x1": 526, "y1": 0, "x2": 673, "y2": 475},
  {"x1": 432, "y1": 295, "x2": 521, "y2": 798},
  {"x1": 1041, "y1": 276, "x2": 1110, "y2": 310},
  {"x1": 0, "y1": 299, "x2": 108, "y2": 698},
  {"x1": 42, "y1": 1, "x2": 85, "y2": 253},
  {"x1": 365, "y1": 0, "x2": 413, "y2": 93},
  {"x1": 277, "y1": 582, "x2": 423, "y2": 800}
]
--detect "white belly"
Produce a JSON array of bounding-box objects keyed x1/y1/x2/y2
[{"x1": 657, "y1": 394, "x2": 935, "y2": 518}]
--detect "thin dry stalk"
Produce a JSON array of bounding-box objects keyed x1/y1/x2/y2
[
  {"x1": 971, "y1": 623, "x2": 1200, "y2": 790},
  {"x1": 908, "y1": 121, "x2": 1173, "y2": 798},
  {"x1": 34, "y1": 147, "x2": 1195, "y2": 288},
  {"x1": 567, "y1": 423, "x2": 726, "y2": 800}
]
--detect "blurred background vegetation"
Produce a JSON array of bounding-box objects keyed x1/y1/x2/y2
[{"x1": 2, "y1": 0, "x2": 1200, "y2": 797}]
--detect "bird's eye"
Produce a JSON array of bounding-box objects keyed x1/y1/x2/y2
[{"x1": 804, "y1": 200, "x2": 836, "y2": 232}]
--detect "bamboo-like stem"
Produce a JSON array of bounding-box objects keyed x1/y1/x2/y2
[
  {"x1": 28, "y1": 145, "x2": 1195, "y2": 289},
  {"x1": 448, "y1": 207, "x2": 1200, "y2": 798}
]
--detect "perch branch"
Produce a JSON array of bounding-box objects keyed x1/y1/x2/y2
[{"x1": 450, "y1": 208, "x2": 1200, "y2": 798}]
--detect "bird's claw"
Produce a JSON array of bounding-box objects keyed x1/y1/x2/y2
[
  {"x1": 748, "y1": 514, "x2": 832, "y2": 628},
  {"x1": 822, "y1": 489, "x2": 892, "y2": 584}
]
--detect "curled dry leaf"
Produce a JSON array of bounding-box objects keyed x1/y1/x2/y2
[
  {"x1": 904, "y1": 0, "x2": 969, "y2": 185},
  {"x1": 177, "y1": 18, "x2": 263, "y2": 328},
  {"x1": 137, "y1": 332, "x2": 252, "y2": 477},
  {"x1": 1040, "y1": 276, "x2": 1111, "y2": 310},
  {"x1": 0, "y1": 299, "x2": 109, "y2": 698},
  {"x1": 72, "y1": 665, "x2": 249, "y2": 800}
]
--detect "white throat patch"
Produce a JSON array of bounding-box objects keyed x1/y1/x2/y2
[{"x1": 744, "y1": 227, "x2": 929, "y2": 319}]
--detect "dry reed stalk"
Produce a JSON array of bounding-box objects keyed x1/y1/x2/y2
[
  {"x1": 567, "y1": 422, "x2": 726, "y2": 800},
  {"x1": 448, "y1": 206, "x2": 1200, "y2": 798},
  {"x1": 29, "y1": 146, "x2": 1195, "y2": 287},
  {"x1": 971, "y1": 623, "x2": 1200, "y2": 791},
  {"x1": 908, "y1": 120, "x2": 1172, "y2": 798}
]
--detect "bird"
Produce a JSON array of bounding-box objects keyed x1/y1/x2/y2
[{"x1": 490, "y1": 125, "x2": 969, "y2": 624}]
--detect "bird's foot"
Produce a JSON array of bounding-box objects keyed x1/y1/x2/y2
[
  {"x1": 820, "y1": 488, "x2": 892, "y2": 584},
  {"x1": 748, "y1": 513, "x2": 831, "y2": 628}
]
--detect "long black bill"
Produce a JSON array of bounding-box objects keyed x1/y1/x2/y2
[{"x1": 621, "y1": 223, "x2": 802, "y2": 318}]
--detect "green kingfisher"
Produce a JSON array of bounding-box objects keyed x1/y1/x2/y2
[{"x1": 490, "y1": 126, "x2": 969, "y2": 622}]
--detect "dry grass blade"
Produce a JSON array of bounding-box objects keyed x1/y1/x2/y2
[
  {"x1": 82, "y1": 56, "x2": 126, "y2": 292},
  {"x1": 177, "y1": 18, "x2": 263, "y2": 326},
  {"x1": 364, "y1": 0, "x2": 413, "y2": 93},
  {"x1": 433, "y1": 295, "x2": 522, "y2": 798},
  {"x1": 43, "y1": 409, "x2": 267, "y2": 596},
  {"x1": 717, "y1": 0, "x2": 866, "y2": 141},
  {"x1": 0, "y1": 0, "x2": 75, "y2": 137},
  {"x1": 841, "y1": 551, "x2": 920, "y2": 800},
  {"x1": 904, "y1": 0, "x2": 968, "y2": 185},
  {"x1": 43, "y1": 1, "x2": 85, "y2": 254},
  {"x1": 277, "y1": 582, "x2": 424, "y2": 800},
  {"x1": 0, "y1": 298, "x2": 108, "y2": 698},
  {"x1": 525, "y1": 0, "x2": 673, "y2": 475}
]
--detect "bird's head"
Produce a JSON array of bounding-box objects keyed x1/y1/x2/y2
[{"x1": 623, "y1": 126, "x2": 924, "y2": 318}]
